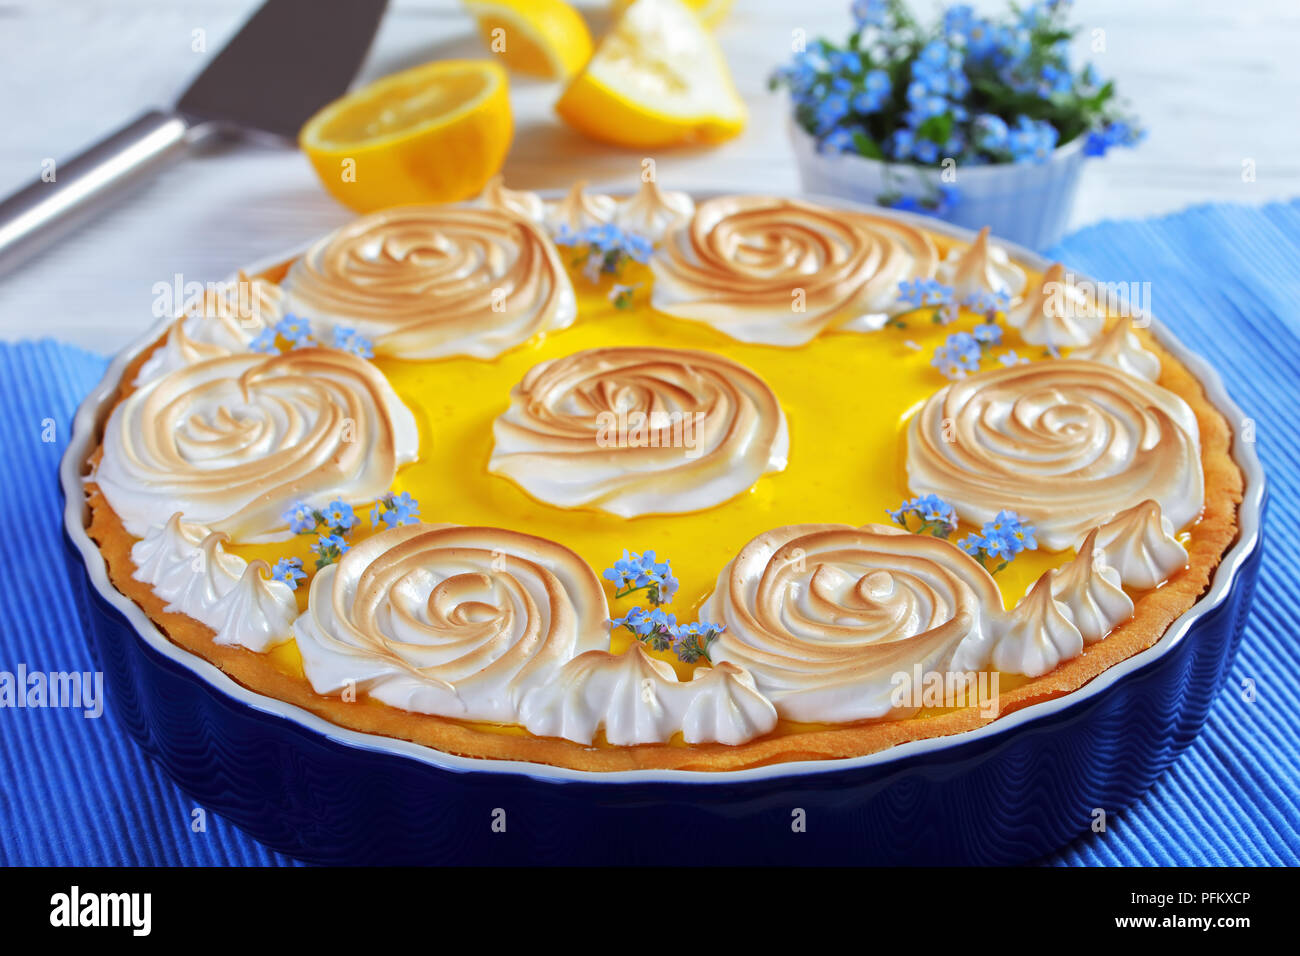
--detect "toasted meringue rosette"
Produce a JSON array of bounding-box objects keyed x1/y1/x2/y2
[
  {"x1": 283, "y1": 205, "x2": 577, "y2": 359},
  {"x1": 489, "y1": 346, "x2": 789, "y2": 516},
  {"x1": 651, "y1": 195, "x2": 938, "y2": 346},
  {"x1": 907, "y1": 359, "x2": 1203, "y2": 550},
  {"x1": 292, "y1": 524, "x2": 610, "y2": 722},
  {"x1": 95, "y1": 348, "x2": 418, "y2": 542},
  {"x1": 702, "y1": 523, "x2": 1003, "y2": 723}
]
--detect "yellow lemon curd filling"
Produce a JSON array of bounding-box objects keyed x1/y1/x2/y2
[{"x1": 229, "y1": 246, "x2": 1174, "y2": 740}]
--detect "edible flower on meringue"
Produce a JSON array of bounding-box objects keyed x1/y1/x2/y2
[
  {"x1": 605, "y1": 548, "x2": 725, "y2": 663},
  {"x1": 603, "y1": 549, "x2": 678, "y2": 605},
  {"x1": 270, "y1": 557, "x2": 306, "y2": 590},
  {"x1": 964, "y1": 288, "x2": 1012, "y2": 320},
  {"x1": 887, "y1": 494, "x2": 958, "y2": 538},
  {"x1": 370, "y1": 491, "x2": 421, "y2": 529},
  {"x1": 931, "y1": 324, "x2": 1004, "y2": 379},
  {"x1": 959, "y1": 510, "x2": 1038, "y2": 574},
  {"x1": 322, "y1": 500, "x2": 358, "y2": 533},
  {"x1": 611, "y1": 606, "x2": 679, "y2": 652},
  {"x1": 931, "y1": 330, "x2": 982, "y2": 378},
  {"x1": 673, "y1": 621, "x2": 726, "y2": 664},
  {"x1": 249, "y1": 328, "x2": 279, "y2": 354},
  {"x1": 555, "y1": 222, "x2": 654, "y2": 284},
  {"x1": 275, "y1": 314, "x2": 313, "y2": 344},
  {"x1": 897, "y1": 277, "x2": 954, "y2": 309},
  {"x1": 283, "y1": 499, "x2": 358, "y2": 537},
  {"x1": 285, "y1": 502, "x2": 323, "y2": 535},
  {"x1": 609, "y1": 606, "x2": 725, "y2": 664},
  {"x1": 310, "y1": 533, "x2": 350, "y2": 569},
  {"x1": 330, "y1": 326, "x2": 374, "y2": 359}
]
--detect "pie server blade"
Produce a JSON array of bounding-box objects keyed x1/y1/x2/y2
[{"x1": 0, "y1": 0, "x2": 389, "y2": 276}]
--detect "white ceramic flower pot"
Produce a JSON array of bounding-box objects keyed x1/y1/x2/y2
[{"x1": 788, "y1": 118, "x2": 1086, "y2": 250}]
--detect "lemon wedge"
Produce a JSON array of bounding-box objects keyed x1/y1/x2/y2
[
  {"x1": 556, "y1": 0, "x2": 746, "y2": 149},
  {"x1": 611, "y1": 0, "x2": 734, "y2": 28},
  {"x1": 299, "y1": 59, "x2": 512, "y2": 212},
  {"x1": 463, "y1": 0, "x2": 593, "y2": 79}
]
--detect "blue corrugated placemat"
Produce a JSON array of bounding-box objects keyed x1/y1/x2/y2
[{"x1": 1, "y1": 200, "x2": 1297, "y2": 866}]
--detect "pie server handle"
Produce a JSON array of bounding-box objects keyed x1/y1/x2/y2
[{"x1": 0, "y1": 109, "x2": 211, "y2": 277}]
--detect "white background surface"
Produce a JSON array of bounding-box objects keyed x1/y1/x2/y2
[{"x1": 1, "y1": 0, "x2": 1297, "y2": 354}]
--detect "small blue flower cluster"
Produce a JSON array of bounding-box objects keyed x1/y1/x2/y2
[
  {"x1": 959, "y1": 510, "x2": 1038, "y2": 573},
  {"x1": 603, "y1": 550, "x2": 678, "y2": 606},
  {"x1": 888, "y1": 494, "x2": 958, "y2": 538},
  {"x1": 963, "y1": 288, "x2": 1012, "y2": 320},
  {"x1": 270, "y1": 556, "x2": 306, "y2": 589},
  {"x1": 330, "y1": 326, "x2": 375, "y2": 359},
  {"x1": 893, "y1": 39, "x2": 970, "y2": 163},
  {"x1": 554, "y1": 223, "x2": 653, "y2": 286},
  {"x1": 1084, "y1": 119, "x2": 1145, "y2": 157},
  {"x1": 370, "y1": 491, "x2": 420, "y2": 529},
  {"x1": 604, "y1": 550, "x2": 724, "y2": 664},
  {"x1": 771, "y1": 1, "x2": 1143, "y2": 171},
  {"x1": 282, "y1": 498, "x2": 358, "y2": 571},
  {"x1": 274, "y1": 490, "x2": 422, "y2": 583},
  {"x1": 771, "y1": 41, "x2": 893, "y2": 156},
  {"x1": 249, "y1": 315, "x2": 374, "y2": 359},
  {"x1": 931, "y1": 322, "x2": 1003, "y2": 379},
  {"x1": 897, "y1": 277, "x2": 954, "y2": 308},
  {"x1": 974, "y1": 114, "x2": 1059, "y2": 164}
]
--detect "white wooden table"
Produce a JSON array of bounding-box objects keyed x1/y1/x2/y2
[{"x1": 2, "y1": 0, "x2": 1297, "y2": 354}]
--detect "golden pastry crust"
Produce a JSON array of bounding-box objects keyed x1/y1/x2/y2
[{"x1": 83, "y1": 290, "x2": 1243, "y2": 773}]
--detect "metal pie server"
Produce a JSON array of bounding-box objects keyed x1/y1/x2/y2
[{"x1": 0, "y1": 0, "x2": 388, "y2": 276}]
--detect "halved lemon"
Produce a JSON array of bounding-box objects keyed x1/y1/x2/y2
[
  {"x1": 611, "y1": 0, "x2": 734, "y2": 28},
  {"x1": 299, "y1": 60, "x2": 513, "y2": 212},
  {"x1": 463, "y1": 0, "x2": 593, "y2": 79},
  {"x1": 556, "y1": 0, "x2": 746, "y2": 149}
]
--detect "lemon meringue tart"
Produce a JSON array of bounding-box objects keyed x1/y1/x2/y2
[{"x1": 81, "y1": 186, "x2": 1242, "y2": 773}]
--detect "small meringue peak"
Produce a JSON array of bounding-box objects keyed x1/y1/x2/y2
[
  {"x1": 938, "y1": 226, "x2": 1027, "y2": 303},
  {"x1": 1048, "y1": 529, "x2": 1135, "y2": 643},
  {"x1": 546, "y1": 180, "x2": 616, "y2": 234},
  {"x1": 1088, "y1": 499, "x2": 1189, "y2": 590},
  {"x1": 168, "y1": 529, "x2": 242, "y2": 616},
  {"x1": 1071, "y1": 318, "x2": 1161, "y2": 381},
  {"x1": 517, "y1": 642, "x2": 778, "y2": 746},
  {"x1": 208, "y1": 559, "x2": 296, "y2": 652},
  {"x1": 130, "y1": 514, "x2": 292, "y2": 652},
  {"x1": 1007, "y1": 262, "x2": 1103, "y2": 348},
  {"x1": 480, "y1": 174, "x2": 545, "y2": 224},
  {"x1": 991, "y1": 574, "x2": 1084, "y2": 677},
  {"x1": 614, "y1": 177, "x2": 695, "y2": 242},
  {"x1": 292, "y1": 524, "x2": 609, "y2": 723}
]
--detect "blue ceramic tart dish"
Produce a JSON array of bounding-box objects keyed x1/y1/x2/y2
[{"x1": 60, "y1": 205, "x2": 1265, "y2": 864}]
